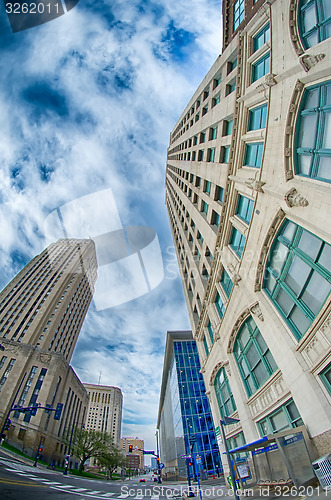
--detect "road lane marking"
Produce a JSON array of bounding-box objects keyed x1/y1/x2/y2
[{"x1": 0, "y1": 478, "x2": 47, "y2": 488}]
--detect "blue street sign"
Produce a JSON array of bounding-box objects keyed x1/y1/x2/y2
[{"x1": 159, "y1": 463, "x2": 165, "y2": 469}]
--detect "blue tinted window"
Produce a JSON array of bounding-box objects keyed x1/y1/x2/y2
[
  {"x1": 294, "y1": 81, "x2": 331, "y2": 183},
  {"x1": 298, "y1": 0, "x2": 331, "y2": 49},
  {"x1": 244, "y1": 142, "x2": 264, "y2": 168},
  {"x1": 230, "y1": 227, "x2": 246, "y2": 257},
  {"x1": 252, "y1": 53, "x2": 270, "y2": 82},
  {"x1": 248, "y1": 104, "x2": 268, "y2": 130},
  {"x1": 253, "y1": 23, "x2": 270, "y2": 52}
]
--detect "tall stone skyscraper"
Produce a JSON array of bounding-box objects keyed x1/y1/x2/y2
[
  {"x1": 0, "y1": 238, "x2": 97, "y2": 362},
  {"x1": 0, "y1": 239, "x2": 98, "y2": 465},
  {"x1": 165, "y1": 0, "x2": 331, "y2": 478}
]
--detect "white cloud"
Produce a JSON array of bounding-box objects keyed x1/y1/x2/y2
[{"x1": 0, "y1": 0, "x2": 222, "y2": 451}]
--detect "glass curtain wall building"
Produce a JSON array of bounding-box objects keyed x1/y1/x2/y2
[{"x1": 157, "y1": 331, "x2": 222, "y2": 479}]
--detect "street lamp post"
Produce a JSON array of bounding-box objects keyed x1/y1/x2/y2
[
  {"x1": 155, "y1": 430, "x2": 162, "y2": 484},
  {"x1": 219, "y1": 417, "x2": 241, "y2": 500}
]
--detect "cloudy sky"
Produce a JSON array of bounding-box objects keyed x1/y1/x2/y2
[{"x1": 0, "y1": 0, "x2": 222, "y2": 457}]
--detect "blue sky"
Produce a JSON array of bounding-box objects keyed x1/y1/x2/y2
[{"x1": 0, "y1": 0, "x2": 222, "y2": 457}]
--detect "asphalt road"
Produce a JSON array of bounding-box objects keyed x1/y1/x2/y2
[{"x1": 0, "y1": 451, "x2": 189, "y2": 500}]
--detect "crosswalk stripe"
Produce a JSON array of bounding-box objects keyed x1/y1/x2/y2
[
  {"x1": 71, "y1": 488, "x2": 89, "y2": 492},
  {"x1": 55, "y1": 484, "x2": 75, "y2": 489},
  {"x1": 87, "y1": 491, "x2": 104, "y2": 495},
  {"x1": 39, "y1": 481, "x2": 62, "y2": 485},
  {"x1": 102, "y1": 493, "x2": 116, "y2": 497},
  {"x1": 151, "y1": 496, "x2": 160, "y2": 500},
  {"x1": 117, "y1": 495, "x2": 129, "y2": 499}
]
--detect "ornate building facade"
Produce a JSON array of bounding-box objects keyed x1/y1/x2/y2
[
  {"x1": 165, "y1": 0, "x2": 331, "y2": 469},
  {"x1": 0, "y1": 238, "x2": 97, "y2": 464}
]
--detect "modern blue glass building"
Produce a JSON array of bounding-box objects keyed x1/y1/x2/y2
[{"x1": 157, "y1": 331, "x2": 222, "y2": 479}]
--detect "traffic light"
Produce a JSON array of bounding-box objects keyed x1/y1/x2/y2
[
  {"x1": 4, "y1": 419, "x2": 11, "y2": 431},
  {"x1": 54, "y1": 403, "x2": 63, "y2": 421},
  {"x1": 128, "y1": 445, "x2": 133, "y2": 453},
  {"x1": 156, "y1": 457, "x2": 160, "y2": 464},
  {"x1": 38, "y1": 447, "x2": 43, "y2": 453}
]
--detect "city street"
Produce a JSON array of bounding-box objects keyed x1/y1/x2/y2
[{"x1": 0, "y1": 449, "x2": 189, "y2": 500}]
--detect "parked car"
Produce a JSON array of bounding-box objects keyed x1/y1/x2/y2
[{"x1": 139, "y1": 478, "x2": 146, "y2": 483}]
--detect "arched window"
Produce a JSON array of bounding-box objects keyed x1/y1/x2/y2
[
  {"x1": 234, "y1": 316, "x2": 277, "y2": 397},
  {"x1": 294, "y1": 81, "x2": 331, "y2": 183},
  {"x1": 298, "y1": 0, "x2": 331, "y2": 50},
  {"x1": 263, "y1": 220, "x2": 331, "y2": 340},
  {"x1": 214, "y1": 367, "x2": 236, "y2": 418}
]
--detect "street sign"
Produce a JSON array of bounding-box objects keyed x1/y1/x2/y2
[
  {"x1": 159, "y1": 463, "x2": 165, "y2": 469},
  {"x1": 180, "y1": 454, "x2": 192, "y2": 459},
  {"x1": 196, "y1": 454, "x2": 202, "y2": 464},
  {"x1": 143, "y1": 451, "x2": 155, "y2": 455}
]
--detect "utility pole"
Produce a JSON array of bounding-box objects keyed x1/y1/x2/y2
[{"x1": 220, "y1": 417, "x2": 241, "y2": 500}]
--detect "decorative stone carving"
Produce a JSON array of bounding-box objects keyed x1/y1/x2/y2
[
  {"x1": 295, "y1": 81, "x2": 304, "y2": 91},
  {"x1": 227, "y1": 309, "x2": 251, "y2": 353},
  {"x1": 245, "y1": 178, "x2": 265, "y2": 193},
  {"x1": 320, "y1": 315, "x2": 331, "y2": 335},
  {"x1": 285, "y1": 188, "x2": 309, "y2": 208},
  {"x1": 250, "y1": 302, "x2": 264, "y2": 321},
  {"x1": 286, "y1": 171, "x2": 294, "y2": 180},
  {"x1": 249, "y1": 372, "x2": 287, "y2": 417},
  {"x1": 232, "y1": 273, "x2": 242, "y2": 286},
  {"x1": 300, "y1": 53, "x2": 326, "y2": 72},
  {"x1": 289, "y1": 103, "x2": 297, "y2": 113},
  {"x1": 285, "y1": 148, "x2": 291, "y2": 157},
  {"x1": 265, "y1": 73, "x2": 277, "y2": 87},
  {"x1": 285, "y1": 126, "x2": 292, "y2": 135},
  {"x1": 39, "y1": 353, "x2": 52, "y2": 364}
]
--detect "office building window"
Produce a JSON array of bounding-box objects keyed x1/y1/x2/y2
[
  {"x1": 212, "y1": 210, "x2": 221, "y2": 227},
  {"x1": 204, "y1": 180, "x2": 211, "y2": 194},
  {"x1": 201, "y1": 200, "x2": 208, "y2": 215},
  {"x1": 230, "y1": 227, "x2": 246, "y2": 258},
  {"x1": 226, "y1": 80, "x2": 236, "y2": 95},
  {"x1": 198, "y1": 150, "x2": 204, "y2": 161},
  {"x1": 253, "y1": 23, "x2": 270, "y2": 52},
  {"x1": 263, "y1": 220, "x2": 331, "y2": 340},
  {"x1": 212, "y1": 95, "x2": 220, "y2": 107},
  {"x1": 203, "y1": 335, "x2": 209, "y2": 356},
  {"x1": 215, "y1": 367, "x2": 237, "y2": 418},
  {"x1": 236, "y1": 194, "x2": 254, "y2": 224},
  {"x1": 294, "y1": 81, "x2": 331, "y2": 183},
  {"x1": 215, "y1": 292, "x2": 225, "y2": 319},
  {"x1": 320, "y1": 363, "x2": 331, "y2": 394},
  {"x1": 207, "y1": 321, "x2": 215, "y2": 344},
  {"x1": 200, "y1": 132, "x2": 206, "y2": 143},
  {"x1": 298, "y1": 0, "x2": 331, "y2": 49},
  {"x1": 213, "y1": 76, "x2": 221, "y2": 89},
  {"x1": 224, "y1": 119, "x2": 233, "y2": 136},
  {"x1": 234, "y1": 0, "x2": 245, "y2": 31},
  {"x1": 207, "y1": 148, "x2": 215, "y2": 162},
  {"x1": 215, "y1": 186, "x2": 224, "y2": 203},
  {"x1": 234, "y1": 316, "x2": 278, "y2": 397},
  {"x1": 221, "y1": 146, "x2": 230, "y2": 164},
  {"x1": 244, "y1": 142, "x2": 264, "y2": 168},
  {"x1": 252, "y1": 53, "x2": 270, "y2": 82},
  {"x1": 209, "y1": 126, "x2": 218, "y2": 140},
  {"x1": 258, "y1": 399, "x2": 303, "y2": 435},
  {"x1": 248, "y1": 104, "x2": 268, "y2": 130},
  {"x1": 220, "y1": 269, "x2": 233, "y2": 298}
]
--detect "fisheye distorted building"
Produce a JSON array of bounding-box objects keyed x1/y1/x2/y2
[
  {"x1": 84, "y1": 383, "x2": 123, "y2": 447},
  {"x1": 165, "y1": 0, "x2": 331, "y2": 472},
  {"x1": 0, "y1": 238, "x2": 97, "y2": 464},
  {"x1": 157, "y1": 331, "x2": 222, "y2": 479}
]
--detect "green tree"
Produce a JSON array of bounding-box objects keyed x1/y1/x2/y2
[
  {"x1": 65, "y1": 428, "x2": 113, "y2": 473},
  {"x1": 98, "y1": 448, "x2": 127, "y2": 479}
]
